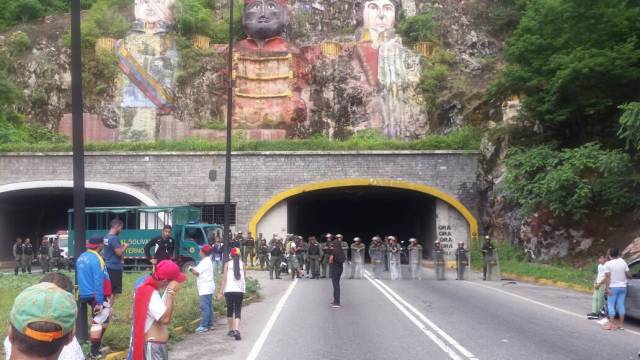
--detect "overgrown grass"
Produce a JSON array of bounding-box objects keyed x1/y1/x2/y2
[
  {"x1": 471, "y1": 241, "x2": 595, "y2": 289},
  {"x1": 0, "y1": 270, "x2": 261, "y2": 355},
  {"x1": 0, "y1": 127, "x2": 482, "y2": 152}
]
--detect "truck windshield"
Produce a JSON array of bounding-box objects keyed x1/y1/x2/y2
[
  {"x1": 184, "y1": 227, "x2": 206, "y2": 246},
  {"x1": 204, "y1": 226, "x2": 222, "y2": 243}
]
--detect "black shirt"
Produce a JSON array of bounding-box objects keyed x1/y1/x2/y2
[
  {"x1": 23, "y1": 243, "x2": 33, "y2": 255},
  {"x1": 329, "y1": 241, "x2": 345, "y2": 264},
  {"x1": 308, "y1": 243, "x2": 320, "y2": 256},
  {"x1": 144, "y1": 236, "x2": 175, "y2": 261}
]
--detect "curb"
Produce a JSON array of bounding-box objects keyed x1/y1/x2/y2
[{"x1": 502, "y1": 272, "x2": 592, "y2": 293}]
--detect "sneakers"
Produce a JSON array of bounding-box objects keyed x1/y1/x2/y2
[
  {"x1": 234, "y1": 330, "x2": 242, "y2": 341},
  {"x1": 330, "y1": 302, "x2": 341, "y2": 308},
  {"x1": 196, "y1": 326, "x2": 209, "y2": 333},
  {"x1": 227, "y1": 330, "x2": 235, "y2": 337},
  {"x1": 587, "y1": 313, "x2": 599, "y2": 320}
]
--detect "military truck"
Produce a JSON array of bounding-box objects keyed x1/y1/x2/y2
[{"x1": 68, "y1": 206, "x2": 223, "y2": 272}]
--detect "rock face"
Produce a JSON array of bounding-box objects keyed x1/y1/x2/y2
[{"x1": 622, "y1": 238, "x2": 640, "y2": 262}]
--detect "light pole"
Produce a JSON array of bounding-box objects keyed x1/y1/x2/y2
[{"x1": 222, "y1": 0, "x2": 235, "y2": 262}]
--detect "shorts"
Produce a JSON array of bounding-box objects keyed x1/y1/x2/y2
[
  {"x1": 145, "y1": 341, "x2": 168, "y2": 360},
  {"x1": 107, "y1": 268, "x2": 123, "y2": 294}
]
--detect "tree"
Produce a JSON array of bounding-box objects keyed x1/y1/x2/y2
[
  {"x1": 7, "y1": 0, "x2": 45, "y2": 22},
  {"x1": 491, "y1": 0, "x2": 640, "y2": 145}
]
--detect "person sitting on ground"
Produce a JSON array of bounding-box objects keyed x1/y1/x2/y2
[
  {"x1": 6, "y1": 282, "x2": 77, "y2": 360},
  {"x1": 587, "y1": 255, "x2": 607, "y2": 320},
  {"x1": 602, "y1": 247, "x2": 631, "y2": 331},
  {"x1": 189, "y1": 244, "x2": 216, "y2": 333},
  {"x1": 131, "y1": 260, "x2": 186, "y2": 360},
  {"x1": 219, "y1": 247, "x2": 246, "y2": 341},
  {"x1": 4, "y1": 273, "x2": 84, "y2": 360}
]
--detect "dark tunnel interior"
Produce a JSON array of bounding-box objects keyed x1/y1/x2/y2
[
  {"x1": 0, "y1": 188, "x2": 141, "y2": 261},
  {"x1": 288, "y1": 186, "x2": 436, "y2": 260}
]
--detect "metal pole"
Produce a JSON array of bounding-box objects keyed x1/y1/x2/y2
[
  {"x1": 70, "y1": 0, "x2": 87, "y2": 342},
  {"x1": 222, "y1": 0, "x2": 235, "y2": 263}
]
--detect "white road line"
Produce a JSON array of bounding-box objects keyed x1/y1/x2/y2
[
  {"x1": 374, "y1": 279, "x2": 479, "y2": 360},
  {"x1": 363, "y1": 272, "x2": 465, "y2": 360},
  {"x1": 466, "y1": 281, "x2": 640, "y2": 337},
  {"x1": 246, "y1": 278, "x2": 298, "y2": 360}
]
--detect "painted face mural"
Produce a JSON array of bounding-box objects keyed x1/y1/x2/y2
[
  {"x1": 362, "y1": 0, "x2": 395, "y2": 34},
  {"x1": 243, "y1": 0, "x2": 289, "y2": 40},
  {"x1": 134, "y1": 0, "x2": 175, "y2": 24}
]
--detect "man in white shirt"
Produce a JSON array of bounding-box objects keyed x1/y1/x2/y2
[
  {"x1": 603, "y1": 248, "x2": 631, "y2": 330},
  {"x1": 190, "y1": 244, "x2": 216, "y2": 333}
]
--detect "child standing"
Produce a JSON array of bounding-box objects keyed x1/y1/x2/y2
[
  {"x1": 587, "y1": 255, "x2": 607, "y2": 320},
  {"x1": 190, "y1": 244, "x2": 216, "y2": 333}
]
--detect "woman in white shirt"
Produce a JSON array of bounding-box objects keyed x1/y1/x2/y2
[
  {"x1": 190, "y1": 244, "x2": 216, "y2": 333},
  {"x1": 219, "y1": 247, "x2": 246, "y2": 341}
]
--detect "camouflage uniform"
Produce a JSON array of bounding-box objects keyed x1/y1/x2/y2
[
  {"x1": 349, "y1": 239, "x2": 365, "y2": 279},
  {"x1": 408, "y1": 239, "x2": 423, "y2": 280},
  {"x1": 369, "y1": 237, "x2": 385, "y2": 279},
  {"x1": 257, "y1": 239, "x2": 269, "y2": 270},
  {"x1": 455, "y1": 242, "x2": 468, "y2": 280},
  {"x1": 307, "y1": 237, "x2": 322, "y2": 279},
  {"x1": 433, "y1": 242, "x2": 446, "y2": 280}
]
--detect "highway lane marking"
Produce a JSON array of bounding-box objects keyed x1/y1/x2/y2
[
  {"x1": 246, "y1": 278, "x2": 298, "y2": 360},
  {"x1": 364, "y1": 271, "x2": 470, "y2": 360},
  {"x1": 466, "y1": 281, "x2": 640, "y2": 337}
]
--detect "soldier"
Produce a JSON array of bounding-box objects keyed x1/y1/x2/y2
[
  {"x1": 269, "y1": 239, "x2": 283, "y2": 279},
  {"x1": 295, "y1": 236, "x2": 307, "y2": 276},
  {"x1": 231, "y1": 231, "x2": 243, "y2": 249},
  {"x1": 383, "y1": 236, "x2": 390, "y2": 271},
  {"x1": 320, "y1": 233, "x2": 333, "y2": 278},
  {"x1": 433, "y1": 241, "x2": 446, "y2": 280},
  {"x1": 257, "y1": 238, "x2": 269, "y2": 270},
  {"x1": 408, "y1": 238, "x2": 423, "y2": 280},
  {"x1": 387, "y1": 236, "x2": 401, "y2": 280},
  {"x1": 49, "y1": 237, "x2": 67, "y2": 271},
  {"x1": 38, "y1": 236, "x2": 50, "y2": 273},
  {"x1": 269, "y1": 234, "x2": 279, "y2": 247},
  {"x1": 287, "y1": 244, "x2": 301, "y2": 279},
  {"x1": 22, "y1": 238, "x2": 34, "y2": 274},
  {"x1": 349, "y1": 237, "x2": 365, "y2": 279},
  {"x1": 336, "y1": 234, "x2": 349, "y2": 279},
  {"x1": 307, "y1": 236, "x2": 321, "y2": 279},
  {"x1": 369, "y1": 236, "x2": 385, "y2": 279},
  {"x1": 13, "y1": 237, "x2": 23, "y2": 275},
  {"x1": 481, "y1": 235, "x2": 495, "y2": 281},
  {"x1": 243, "y1": 232, "x2": 256, "y2": 266},
  {"x1": 455, "y1": 241, "x2": 469, "y2": 280}
]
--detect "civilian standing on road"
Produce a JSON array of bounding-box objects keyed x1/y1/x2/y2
[
  {"x1": 13, "y1": 237, "x2": 23, "y2": 275},
  {"x1": 144, "y1": 225, "x2": 175, "y2": 265},
  {"x1": 189, "y1": 244, "x2": 216, "y2": 333},
  {"x1": 587, "y1": 255, "x2": 607, "y2": 320},
  {"x1": 219, "y1": 247, "x2": 246, "y2": 341},
  {"x1": 329, "y1": 239, "x2": 346, "y2": 308},
  {"x1": 21, "y1": 238, "x2": 34, "y2": 274},
  {"x1": 602, "y1": 248, "x2": 631, "y2": 330},
  {"x1": 103, "y1": 218, "x2": 128, "y2": 304}
]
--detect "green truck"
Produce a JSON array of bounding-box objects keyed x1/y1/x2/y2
[{"x1": 68, "y1": 206, "x2": 223, "y2": 272}]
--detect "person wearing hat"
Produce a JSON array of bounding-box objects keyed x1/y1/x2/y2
[
  {"x1": 455, "y1": 241, "x2": 469, "y2": 280},
  {"x1": 337, "y1": 234, "x2": 349, "y2": 279},
  {"x1": 387, "y1": 236, "x2": 402, "y2": 280},
  {"x1": 269, "y1": 238, "x2": 284, "y2": 280},
  {"x1": 189, "y1": 244, "x2": 216, "y2": 333},
  {"x1": 76, "y1": 235, "x2": 113, "y2": 359},
  {"x1": 408, "y1": 238, "x2": 423, "y2": 280},
  {"x1": 131, "y1": 260, "x2": 186, "y2": 360},
  {"x1": 320, "y1": 233, "x2": 333, "y2": 278},
  {"x1": 7, "y1": 282, "x2": 77, "y2": 360},
  {"x1": 369, "y1": 236, "x2": 385, "y2": 279},
  {"x1": 306, "y1": 236, "x2": 322, "y2": 279},
  {"x1": 349, "y1": 237, "x2": 365, "y2": 279},
  {"x1": 219, "y1": 247, "x2": 246, "y2": 341},
  {"x1": 481, "y1": 235, "x2": 495, "y2": 281}
]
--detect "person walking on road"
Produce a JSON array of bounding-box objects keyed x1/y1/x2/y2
[
  {"x1": 587, "y1": 255, "x2": 607, "y2": 320},
  {"x1": 103, "y1": 218, "x2": 128, "y2": 304},
  {"x1": 189, "y1": 244, "x2": 216, "y2": 333},
  {"x1": 408, "y1": 238, "x2": 423, "y2": 280},
  {"x1": 144, "y1": 225, "x2": 175, "y2": 265},
  {"x1": 219, "y1": 247, "x2": 246, "y2": 341},
  {"x1": 602, "y1": 248, "x2": 631, "y2": 330},
  {"x1": 21, "y1": 238, "x2": 34, "y2": 274},
  {"x1": 307, "y1": 236, "x2": 321, "y2": 279},
  {"x1": 328, "y1": 239, "x2": 346, "y2": 308},
  {"x1": 13, "y1": 237, "x2": 24, "y2": 275},
  {"x1": 455, "y1": 241, "x2": 468, "y2": 280},
  {"x1": 349, "y1": 237, "x2": 365, "y2": 279},
  {"x1": 369, "y1": 236, "x2": 385, "y2": 279},
  {"x1": 38, "y1": 237, "x2": 50, "y2": 273},
  {"x1": 387, "y1": 236, "x2": 402, "y2": 280},
  {"x1": 481, "y1": 236, "x2": 495, "y2": 281}
]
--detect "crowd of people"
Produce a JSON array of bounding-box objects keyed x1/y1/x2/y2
[{"x1": 12, "y1": 236, "x2": 68, "y2": 275}]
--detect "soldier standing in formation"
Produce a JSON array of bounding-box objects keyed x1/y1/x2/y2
[
  {"x1": 38, "y1": 236, "x2": 50, "y2": 273},
  {"x1": 307, "y1": 236, "x2": 322, "y2": 279},
  {"x1": 49, "y1": 237, "x2": 67, "y2": 271},
  {"x1": 481, "y1": 235, "x2": 495, "y2": 281},
  {"x1": 337, "y1": 234, "x2": 349, "y2": 279},
  {"x1": 383, "y1": 236, "x2": 390, "y2": 272},
  {"x1": 287, "y1": 244, "x2": 301, "y2": 279},
  {"x1": 387, "y1": 236, "x2": 402, "y2": 280},
  {"x1": 295, "y1": 236, "x2": 307, "y2": 276},
  {"x1": 269, "y1": 239, "x2": 283, "y2": 279},
  {"x1": 257, "y1": 238, "x2": 269, "y2": 270},
  {"x1": 455, "y1": 241, "x2": 468, "y2": 280},
  {"x1": 243, "y1": 232, "x2": 256, "y2": 267},
  {"x1": 369, "y1": 236, "x2": 385, "y2": 279},
  {"x1": 349, "y1": 237, "x2": 365, "y2": 279},
  {"x1": 408, "y1": 238, "x2": 423, "y2": 280},
  {"x1": 13, "y1": 237, "x2": 23, "y2": 275},
  {"x1": 433, "y1": 241, "x2": 446, "y2": 280},
  {"x1": 320, "y1": 234, "x2": 332, "y2": 278}
]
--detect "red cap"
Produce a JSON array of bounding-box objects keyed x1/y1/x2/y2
[
  {"x1": 154, "y1": 260, "x2": 186, "y2": 283},
  {"x1": 230, "y1": 247, "x2": 240, "y2": 257},
  {"x1": 201, "y1": 244, "x2": 212, "y2": 255}
]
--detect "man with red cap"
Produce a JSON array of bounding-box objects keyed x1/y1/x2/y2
[
  {"x1": 189, "y1": 244, "x2": 216, "y2": 333},
  {"x1": 131, "y1": 260, "x2": 186, "y2": 360}
]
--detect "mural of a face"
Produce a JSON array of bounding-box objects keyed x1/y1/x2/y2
[
  {"x1": 134, "y1": 0, "x2": 174, "y2": 23},
  {"x1": 362, "y1": 0, "x2": 395, "y2": 34},
  {"x1": 243, "y1": 0, "x2": 289, "y2": 41}
]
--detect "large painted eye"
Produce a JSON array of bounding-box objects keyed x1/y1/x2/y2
[
  {"x1": 367, "y1": 3, "x2": 378, "y2": 10},
  {"x1": 383, "y1": 4, "x2": 393, "y2": 12},
  {"x1": 267, "y1": 2, "x2": 276, "y2": 9}
]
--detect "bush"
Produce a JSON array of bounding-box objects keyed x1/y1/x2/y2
[
  {"x1": 397, "y1": 12, "x2": 438, "y2": 46},
  {"x1": 6, "y1": 0, "x2": 45, "y2": 22},
  {"x1": 6, "y1": 31, "x2": 32, "y2": 56},
  {"x1": 618, "y1": 102, "x2": 640, "y2": 151},
  {"x1": 504, "y1": 143, "x2": 640, "y2": 221}
]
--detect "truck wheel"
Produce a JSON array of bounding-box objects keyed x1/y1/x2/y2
[{"x1": 181, "y1": 260, "x2": 195, "y2": 273}]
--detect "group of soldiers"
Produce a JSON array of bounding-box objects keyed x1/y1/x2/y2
[{"x1": 12, "y1": 236, "x2": 67, "y2": 275}]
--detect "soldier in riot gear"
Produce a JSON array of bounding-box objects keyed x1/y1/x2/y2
[
  {"x1": 408, "y1": 238, "x2": 423, "y2": 280},
  {"x1": 433, "y1": 241, "x2": 446, "y2": 280},
  {"x1": 349, "y1": 237, "x2": 365, "y2": 279},
  {"x1": 455, "y1": 241, "x2": 469, "y2": 280},
  {"x1": 307, "y1": 236, "x2": 322, "y2": 279},
  {"x1": 387, "y1": 236, "x2": 402, "y2": 280},
  {"x1": 369, "y1": 236, "x2": 385, "y2": 279}
]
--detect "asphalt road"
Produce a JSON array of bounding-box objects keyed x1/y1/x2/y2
[{"x1": 250, "y1": 265, "x2": 640, "y2": 360}]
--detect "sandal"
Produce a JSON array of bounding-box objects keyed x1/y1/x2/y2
[{"x1": 602, "y1": 324, "x2": 616, "y2": 331}]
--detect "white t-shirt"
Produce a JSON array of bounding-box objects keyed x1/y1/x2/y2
[
  {"x1": 223, "y1": 260, "x2": 245, "y2": 293},
  {"x1": 604, "y1": 258, "x2": 629, "y2": 288},
  {"x1": 4, "y1": 336, "x2": 85, "y2": 360},
  {"x1": 145, "y1": 290, "x2": 167, "y2": 333},
  {"x1": 194, "y1": 257, "x2": 215, "y2": 296},
  {"x1": 596, "y1": 263, "x2": 606, "y2": 283}
]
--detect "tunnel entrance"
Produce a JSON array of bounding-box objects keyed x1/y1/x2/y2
[
  {"x1": 0, "y1": 188, "x2": 141, "y2": 262},
  {"x1": 288, "y1": 186, "x2": 436, "y2": 260}
]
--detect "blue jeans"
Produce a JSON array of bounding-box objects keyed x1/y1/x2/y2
[
  {"x1": 199, "y1": 294, "x2": 214, "y2": 328},
  {"x1": 607, "y1": 287, "x2": 627, "y2": 318}
]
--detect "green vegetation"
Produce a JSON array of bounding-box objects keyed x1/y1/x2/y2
[
  {"x1": 618, "y1": 102, "x2": 640, "y2": 151},
  {"x1": 0, "y1": 271, "x2": 261, "y2": 353},
  {"x1": 175, "y1": 0, "x2": 244, "y2": 42},
  {"x1": 505, "y1": 143, "x2": 640, "y2": 221},
  {"x1": 0, "y1": 127, "x2": 482, "y2": 152},
  {"x1": 397, "y1": 12, "x2": 438, "y2": 46},
  {"x1": 6, "y1": 31, "x2": 32, "y2": 56}
]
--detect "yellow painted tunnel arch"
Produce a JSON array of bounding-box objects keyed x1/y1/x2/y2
[{"x1": 248, "y1": 178, "x2": 478, "y2": 242}]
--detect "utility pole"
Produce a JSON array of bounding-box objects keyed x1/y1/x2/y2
[{"x1": 223, "y1": 0, "x2": 235, "y2": 263}]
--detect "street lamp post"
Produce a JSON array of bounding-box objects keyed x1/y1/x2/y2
[{"x1": 222, "y1": 0, "x2": 235, "y2": 262}]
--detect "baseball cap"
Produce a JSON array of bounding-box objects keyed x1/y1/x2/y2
[
  {"x1": 10, "y1": 282, "x2": 77, "y2": 342},
  {"x1": 154, "y1": 260, "x2": 186, "y2": 283},
  {"x1": 201, "y1": 244, "x2": 212, "y2": 255},
  {"x1": 87, "y1": 235, "x2": 103, "y2": 249}
]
